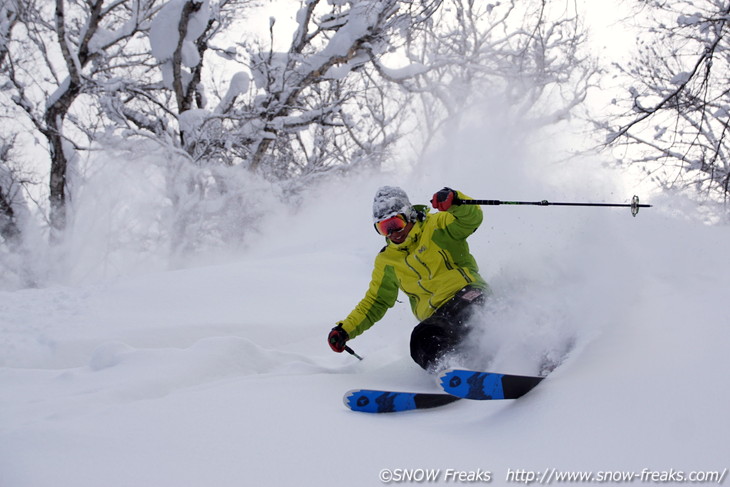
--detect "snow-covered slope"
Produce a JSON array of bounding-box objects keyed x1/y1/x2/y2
[{"x1": 1, "y1": 145, "x2": 729, "y2": 486}]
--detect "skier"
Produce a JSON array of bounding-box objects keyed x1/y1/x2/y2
[{"x1": 327, "y1": 186, "x2": 489, "y2": 371}]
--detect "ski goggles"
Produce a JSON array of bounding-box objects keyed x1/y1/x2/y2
[{"x1": 374, "y1": 214, "x2": 408, "y2": 236}]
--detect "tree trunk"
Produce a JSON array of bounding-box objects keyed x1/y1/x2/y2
[
  {"x1": 46, "y1": 123, "x2": 68, "y2": 242},
  {"x1": 44, "y1": 0, "x2": 85, "y2": 241}
]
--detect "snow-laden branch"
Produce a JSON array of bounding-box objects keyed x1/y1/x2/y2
[{"x1": 604, "y1": 0, "x2": 730, "y2": 207}]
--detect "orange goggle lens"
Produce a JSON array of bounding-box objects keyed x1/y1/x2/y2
[{"x1": 374, "y1": 214, "x2": 408, "y2": 236}]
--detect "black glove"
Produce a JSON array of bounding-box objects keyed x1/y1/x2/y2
[
  {"x1": 431, "y1": 187, "x2": 460, "y2": 211},
  {"x1": 328, "y1": 324, "x2": 349, "y2": 353}
]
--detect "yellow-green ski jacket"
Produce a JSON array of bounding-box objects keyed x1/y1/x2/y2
[{"x1": 340, "y1": 191, "x2": 487, "y2": 339}]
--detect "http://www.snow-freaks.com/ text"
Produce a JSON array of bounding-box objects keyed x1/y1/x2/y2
[{"x1": 377, "y1": 467, "x2": 728, "y2": 484}]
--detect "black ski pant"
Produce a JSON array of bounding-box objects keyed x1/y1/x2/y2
[{"x1": 409, "y1": 285, "x2": 486, "y2": 371}]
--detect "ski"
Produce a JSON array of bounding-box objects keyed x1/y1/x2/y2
[
  {"x1": 343, "y1": 369, "x2": 543, "y2": 413},
  {"x1": 438, "y1": 368, "x2": 544, "y2": 400},
  {"x1": 344, "y1": 389, "x2": 460, "y2": 413}
]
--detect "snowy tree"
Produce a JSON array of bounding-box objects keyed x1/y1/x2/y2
[
  {"x1": 395, "y1": 0, "x2": 598, "y2": 158},
  {"x1": 0, "y1": 0, "x2": 427, "y2": 267},
  {"x1": 0, "y1": 138, "x2": 22, "y2": 246},
  {"x1": 604, "y1": 0, "x2": 730, "y2": 213},
  {"x1": 1, "y1": 0, "x2": 600, "y2": 273},
  {"x1": 0, "y1": 0, "x2": 17, "y2": 66},
  {"x1": 111, "y1": 0, "x2": 440, "y2": 177},
  {"x1": 0, "y1": 135, "x2": 40, "y2": 288},
  {"x1": 1, "y1": 0, "x2": 595, "y2": 233},
  {"x1": 85, "y1": 0, "x2": 439, "y2": 253},
  {"x1": 0, "y1": 0, "x2": 163, "y2": 240}
]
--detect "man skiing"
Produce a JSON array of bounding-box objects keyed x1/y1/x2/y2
[{"x1": 327, "y1": 186, "x2": 489, "y2": 371}]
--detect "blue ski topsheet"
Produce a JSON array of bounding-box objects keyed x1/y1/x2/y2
[
  {"x1": 344, "y1": 389, "x2": 459, "y2": 413},
  {"x1": 438, "y1": 369, "x2": 544, "y2": 400}
]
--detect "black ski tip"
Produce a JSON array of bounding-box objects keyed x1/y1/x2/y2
[{"x1": 502, "y1": 374, "x2": 544, "y2": 399}]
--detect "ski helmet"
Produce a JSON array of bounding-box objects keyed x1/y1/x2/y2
[{"x1": 372, "y1": 186, "x2": 416, "y2": 223}]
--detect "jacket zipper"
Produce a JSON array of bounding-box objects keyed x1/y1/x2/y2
[
  {"x1": 439, "y1": 249, "x2": 471, "y2": 283},
  {"x1": 403, "y1": 253, "x2": 433, "y2": 296}
]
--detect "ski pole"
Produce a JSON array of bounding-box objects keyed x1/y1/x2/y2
[
  {"x1": 344, "y1": 345, "x2": 363, "y2": 361},
  {"x1": 458, "y1": 194, "x2": 651, "y2": 217}
]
